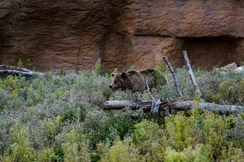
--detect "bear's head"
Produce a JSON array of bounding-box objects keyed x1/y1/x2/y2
[{"x1": 109, "y1": 72, "x2": 127, "y2": 91}]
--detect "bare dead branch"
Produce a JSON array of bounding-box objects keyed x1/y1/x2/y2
[
  {"x1": 145, "y1": 77, "x2": 162, "y2": 113},
  {"x1": 163, "y1": 56, "x2": 184, "y2": 98},
  {"x1": 145, "y1": 77, "x2": 154, "y2": 100},
  {"x1": 182, "y1": 51, "x2": 202, "y2": 97}
]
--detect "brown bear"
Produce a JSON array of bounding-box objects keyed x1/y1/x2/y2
[{"x1": 109, "y1": 68, "x2": 167, "y2": 93}]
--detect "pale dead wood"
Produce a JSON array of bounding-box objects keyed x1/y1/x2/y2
[
  {"x1": 104, "y1": 100, "x2": 244, "y2": 115},
  {"x1": 0, "y1": 65, "x2": 46, "y2": 78},
  {"x1": 103, "y1": 100, "x2": 152, "y2": 111},
  {"x1": 163, "y1": 56, "x2": 183, "y2": 98},
  {"x1": 145, "y1": 77, "x2": 162, "y2": 113},
  {"x1": 182, "y1": 50, "x2": 202, "y2": 98},
  {"x1": 145, "y1": 77, "x2": 154, "y2": 100}
]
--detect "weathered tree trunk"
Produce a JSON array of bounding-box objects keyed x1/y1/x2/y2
[
  {"x1": 104, "y1": 100, "x2": 152, "y2": 111},
  {"x1": 0, "y1": 65, "x2": 46, "y2": 78},
  {"x1": 104, "y1": 100, "x2": 244, "y2": 114}
]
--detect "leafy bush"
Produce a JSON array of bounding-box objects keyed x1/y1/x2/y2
[
  {"x1": 100, "y1": 137, "x2": 141, "y2": 162},
  {"x1": 0, "y1": 65, "x2": 244, "y2": 161},
  {"x1": 84, "y1": 108, "x2": 138, "y2": 149},
  {"x1": 164, "y1": 144, "x2": 213, "y2": 162},
  {"x1": 101, "y1": 110, "x2": 243, "y2": 161}
]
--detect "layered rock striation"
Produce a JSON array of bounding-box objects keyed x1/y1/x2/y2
[{"x1": 1, "y1": 0, "x2": 244, "y2": 72}]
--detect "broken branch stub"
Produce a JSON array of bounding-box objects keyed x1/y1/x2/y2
[{"x1": 145, "y1": 77, "x2": 162, "y2": 113}]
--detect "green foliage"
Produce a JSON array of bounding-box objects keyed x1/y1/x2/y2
[
  {"x1": 134, "y1": 119, "x2": 160, "y2": 142},
  {"x1": 154, "y1": 63, "x2": 168, "y2": 98},
  {"x1": 17, "y1": 58, "x2": 31, "y2": 68},
  {"x1": 94, "y1": 58, "x2": 101, "y2": 74},
  {"x1": 133, "y1": 120, "x2": 167, "y2": 160},
  {"x1": 24, "y1": 58, "x2": 31, "y2": 68},
  {"x1": 193, "y1": 91, "x2": 201, "y2": 106},
  {"x1": 58, "y1": 69, "x2": 66, "y2": 77},
  {"x1": 36, "y1": 147, "x2": 54, "y2": 162},
  {"x1": 62, "y1": 128, "x2": 90, "y2": 162},
  {"x1": 92, "y1": 58, "x2": 106, "y2": 77},
  {"x1": 0, "y1": 66, "x2": 244, "y2": 161},
  {"x1": 155, "y1": 63, "x2": 167, "y2": 73},
  {"x1": 200, "y1": 75, "x2": 244, "y2": 105},
  {"x1": 101, "y1": 110, "x2": 242, "y2": 161},
  {"x1": 100, "y1": 137, "x2": 141, "y2": 162},
  {"x1": 54, "y1": 87, "x2": 66, "y2": 99},
  {"x1": 154, "y1": 63, "x2": 167, "y2": 84},
  {"x1": 164, "y1": 144, "x2": 213, "y2": 162},
  {"x1": 130, "y1": 65, "x2": 135, "y2": 70},
  {"x1": 53, "y1": 146, "x2": 64, "y2": 161},
  {"x1": 0, "y1": 122, "x2": 36, "y2": 162},
  {"x1": 84, "y1": 108, "x2": 138, "y2": 149},
  {"x1": 112, "y1": 68, "x2": 118, "y2": 74},
  {"x1": 17, "y1": 59, "x2": 24, "y2": 68}
]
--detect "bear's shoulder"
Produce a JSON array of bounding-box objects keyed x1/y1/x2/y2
[
  {"x1": 140, "y1": 69, "x2": 155, "y2": 75},
  {"x1": 126, "y1": 70, "x2": 140, "y2": 76}
]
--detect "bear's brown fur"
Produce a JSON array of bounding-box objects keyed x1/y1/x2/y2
[{"x1": 109, "y1": 68, "x2": 167, "y2": 93}]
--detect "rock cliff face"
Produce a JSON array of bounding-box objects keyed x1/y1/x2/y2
[{"x1": 1, "y1": 0, "x2": 244, "y2": 72}]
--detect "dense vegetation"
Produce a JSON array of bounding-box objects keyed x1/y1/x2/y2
[{"x1": 1, "y1": 62, "x2": 244, "y2": 161}]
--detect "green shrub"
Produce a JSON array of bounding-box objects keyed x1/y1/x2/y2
[
  {"x1": 199, "y1": 72, "x2": 244, "y2": 105},
  {"x1": 165, "y1": 144, "x2": 213, "y2": 162},
  {"x1": 83, "y1": 108, "x2": 138, "y2": 149},
  {"x1": 36, "y1": 147, "x2": 54, "y2": 162},
  {"x1": 62, "y1": 128, "x2": 90, "y2": 162},
  {"x1": 0, "y1": 66, "x2": 244, "y2": 161},
  {"x1": 100, "y1": 137, "x2": 141, "y2": 162},
  {"x1": 0, "y1": 122, "x2": 36, "y2": 162},
  {"x1": 17, "y1": 59, "x2": 31, "y2": 68},
  {"x1": 102, "y1": 109, "x2": 242, "y2": 161},
  {"x1": 133, "y1": 120, "x2": 167, "y2": 160},
  {"x1": 17, "y1": 59, "x2": 24, "y2": 68}
]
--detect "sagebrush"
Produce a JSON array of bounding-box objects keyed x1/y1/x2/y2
[{"x1": 0, "y1": 63, "x2": 244, "y2": 161}]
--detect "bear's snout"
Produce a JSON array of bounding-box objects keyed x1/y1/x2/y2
[{"x1": 109, "y1": 85, "x2": 115, "y2": 91}]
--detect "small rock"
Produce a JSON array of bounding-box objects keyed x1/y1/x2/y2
[
  {"x1": 219, "y1": 62, "x2": 238, "y2": 71},
  {"x1": 213, "y1": 62, "x2": 238, "y2": 74},
  {"x1": 234, "y1": 66, "x2": 244, "y2": 73}
]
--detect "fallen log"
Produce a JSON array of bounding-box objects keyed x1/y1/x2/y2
[
  {"x1": 0, "y1": 65, "x2": 46, "y2": 78},
  {"x1": 104, "y1": 100, "x2": 152, "y2": 111},
  {"x1": 104, "y1": 99, "x2": 244, "y2": 115}
]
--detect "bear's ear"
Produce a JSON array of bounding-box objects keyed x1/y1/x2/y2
[
  {"x1": 111, "y1": 73, "x2": 114, "y2": 77},
  {"x1": 121, "y1": 72, "x2": 126, "y2": 78}
]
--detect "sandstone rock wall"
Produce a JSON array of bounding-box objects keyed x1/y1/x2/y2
[{"x1": 1, "y1": 0, "x2": 244, "y2": 72}]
